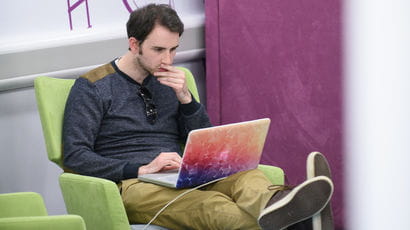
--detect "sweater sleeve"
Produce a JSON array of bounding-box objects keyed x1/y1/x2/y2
[
  {"x1": 178, "y1": 97, "x2": 213, "y2": 140},
  {"x1": 63, "y1": 78, "x2": 139, "y2": 182}
]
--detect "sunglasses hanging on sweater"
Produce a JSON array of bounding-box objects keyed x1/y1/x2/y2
[{"x1": 138, "y1": 86, "x2": 157, "y2": 125}]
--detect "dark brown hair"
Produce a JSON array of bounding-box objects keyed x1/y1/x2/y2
[{"x1": 126, "y1": 4, "x2": 184, "y2": 44}]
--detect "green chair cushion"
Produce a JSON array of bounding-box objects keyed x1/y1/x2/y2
[
  {"x1": 0, "y1": 215, "x2": 85, "y2": 230},
  {"x1": 0, "y1": 192, "x2": 85, "y2": 230}
]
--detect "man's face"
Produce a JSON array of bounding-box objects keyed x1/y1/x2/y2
[{"x1": 133, "y1": 24, "x2": 180, "y2": 75}]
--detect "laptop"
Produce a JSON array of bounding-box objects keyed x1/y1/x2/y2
[{"x1": 138, "y1": 118, "x2": 271, "y2": 189}]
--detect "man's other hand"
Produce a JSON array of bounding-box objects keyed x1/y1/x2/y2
[
  {"x1": 153, "y1": 65, "x2": 192, "y2": 104},
  {"x1": 138, "y1": 152, "x2": 182, "y2": 175}
]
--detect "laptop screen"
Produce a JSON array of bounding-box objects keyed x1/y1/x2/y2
[{"x1": 176, "y1": 118, "x2": 270, "y2": 188}]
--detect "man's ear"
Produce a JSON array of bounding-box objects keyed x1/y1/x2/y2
[{"x1": 128, "y1": 37, "x2": 140, "y2": 53}]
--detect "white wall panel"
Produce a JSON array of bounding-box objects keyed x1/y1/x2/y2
[{"x1": 345, "y1": 0, "x2": 410, "y2": 229}]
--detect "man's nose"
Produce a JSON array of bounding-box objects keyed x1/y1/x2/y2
[{"x1": 162, "y1": 51, "x2": 173, "y2": 64}]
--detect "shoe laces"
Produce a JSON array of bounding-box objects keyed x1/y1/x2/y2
[{"x1": 267, "y1": 184, "x2": 295, "y2": 191}]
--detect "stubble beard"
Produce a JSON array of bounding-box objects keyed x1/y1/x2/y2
[{"x1": 135, "y1": 50, "x2": 153, "y2": 76}]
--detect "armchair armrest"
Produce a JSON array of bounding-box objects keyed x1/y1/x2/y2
[
  {"x1": 59, "y1": 173, "x2": 130, "y2": 230},
  {"x1": 0, "y1": 215, "x2": 85, "y2": 230},
  {"x1": 258, "y1": 164, "x2": 285, "y2": 185},
  {"x1": 0, "y1": 192, "x2": 48, "y2": 217}
]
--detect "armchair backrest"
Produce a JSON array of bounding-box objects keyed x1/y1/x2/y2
[
  {"x1": 34, "y1": 67, "x2": 199, "y2": 168},
  {"x1": 0, "y1": 192, "x2": 48, "y2": 218},
  {"x1": 35, "y1": 77, "x2": 75, "y2": 167}
]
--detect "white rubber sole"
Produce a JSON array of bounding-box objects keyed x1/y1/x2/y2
[
  {"x1": 258, "y1": 176, "x2": 333, "y2": 230},
  {"x1": 306, "y1": 151, "x2": 334, "y2": 230}
]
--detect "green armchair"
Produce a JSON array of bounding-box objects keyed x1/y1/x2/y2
[
  {"x1": 0, "y1": 192, "x2": 85, "y2": 230},
  {"x1": 34, "y1": 67, "x2": 284, "y2": 230}
]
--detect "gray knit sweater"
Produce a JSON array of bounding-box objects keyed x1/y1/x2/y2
[{"x1": 63, "y1": 61, "x2": 212, "y2": 182}]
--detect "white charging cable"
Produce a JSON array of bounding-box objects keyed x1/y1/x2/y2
[{"x1": 142, "y1": 178, "x2": 226, "y2": 230}]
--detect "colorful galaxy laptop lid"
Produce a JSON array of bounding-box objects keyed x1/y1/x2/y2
[{"x1": 138, "y1": 118, "x2": 271, "y2": 189}]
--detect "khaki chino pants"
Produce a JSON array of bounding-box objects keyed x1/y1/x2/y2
[{"x1": 119, "y1": 169, "x2": 275, "y2": 230}]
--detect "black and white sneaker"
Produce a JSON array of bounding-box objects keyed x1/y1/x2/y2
[
  {"x1": 307, "y1": 152, "x2": 335, "y2": 230},
  {"x1": 258, "y1": 176, "x2": 333, "y2": 230}
]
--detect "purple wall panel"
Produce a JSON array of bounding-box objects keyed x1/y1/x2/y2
[{"x1": 206, "y1": 0, "x2": 344, "y2": 229}]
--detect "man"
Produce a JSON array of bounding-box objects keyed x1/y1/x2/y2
[{"x1": 63, "y1": 4, "x2": 333, "y2": 229}]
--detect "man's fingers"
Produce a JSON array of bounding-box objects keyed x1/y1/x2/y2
[
  {"x1": 158, "y1": 64, "x2": 178, "y2": 72},
  {"x1": 157, "y1": 77, "x2": 184, "y2": 85},
  {"x1": 158, "y1": 152, "x2": 182, "y2": 165},
  {"x1": 159, "y1": 156, "x2": 181, "y2": 171},
  {"x1": 138, "y1": 152, "x2": 182, "y2": 175},
  {"x1": 152, "y1": 66, "x2": 192, "y2": 104},
  {"x1": 163, "y1": 165, "x2": 179, "y2": 171},
  {"x1": 153, "y1": 65, "x2": 184, "y2": 79}
]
